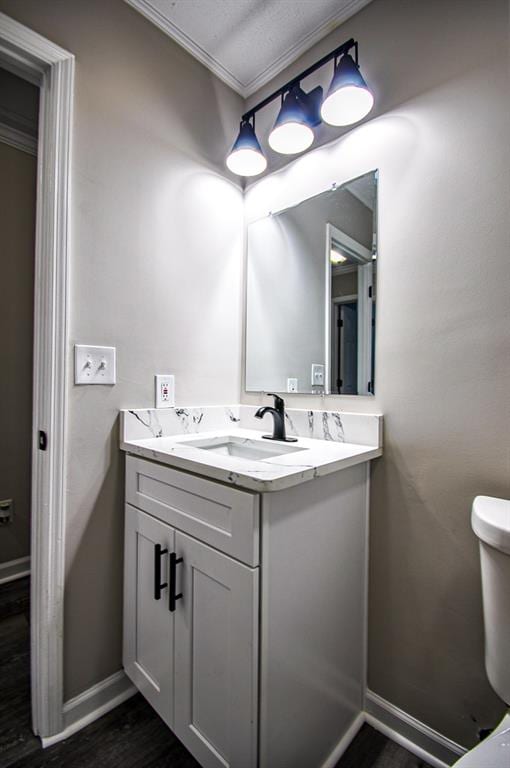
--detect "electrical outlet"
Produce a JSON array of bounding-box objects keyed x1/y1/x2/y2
[
  {"x1": 311, "y1": 363, "x2": 325, "y2": 387},
  {"x1": 287, "y1": 378, "x2": 298, "y2": 393},
  {"x1": 155, "y1": 375, "x2": 175, "y2": 408},
  {"x1": 75, "y1": 345, "x2": 116, "y2": 384},
  {"x1": 0, "y1": 499, "x2": 14, "y2": 525}
]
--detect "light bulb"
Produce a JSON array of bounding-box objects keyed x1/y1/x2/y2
[
  {"x1": 268, "y1": 122, "x2": 314, "y2": 155},
  {"x1": 321, "y1": 85, "x2": 374, "y2": 127},
  {"x1": 226, "y1": 147, "x2": 267, "y2": 176}
]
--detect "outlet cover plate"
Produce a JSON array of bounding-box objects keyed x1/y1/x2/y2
[
  {"x1": 155, "y1": 374, "x2": 175, "y2": 408},
  {"x1": 311, "y1": 363, "x2": 325, "y2": 387},
  {"x1": 75, "y1": 345, "x2": 116, "y2": 385}
]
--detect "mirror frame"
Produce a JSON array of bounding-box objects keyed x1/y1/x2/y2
[{"x1": 244, "y1": 169, "x2": 379, "y2": 397}]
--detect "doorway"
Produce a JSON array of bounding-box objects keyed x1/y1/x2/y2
[
  {"x1": 0, "y1": 11, "x2": 73, "y2": 742},
  {"x1": 0, "y1": 64, "x2": 39, "y2": 759},
  {"x1": 334, "y1": 300, "x2": 358, "y2": 395}
]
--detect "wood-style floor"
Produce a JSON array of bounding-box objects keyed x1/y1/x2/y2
[{"x1": 0, "y1": 578, "x2": 431, "y2": 768}]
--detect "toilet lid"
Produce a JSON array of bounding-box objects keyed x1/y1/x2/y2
[
  {"x1": 472, "y1": 496, "x2": 510, "y2": 554},
  {"x1": 453, "y1": 714, "x2": 510, "y2": 767}
]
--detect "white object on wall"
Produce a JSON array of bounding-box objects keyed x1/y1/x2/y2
[
  {"x1": 287, "y1": 378, "x2": 298, "y2": 392},
  {"x1": 74, "y1": 345, "x2": 116, "y2": 385},
  {"x1": 155, "y1": 374, "x2": 175, "y2": 408},
  {"x1": 311, "y1": 362, "x2": 325, "y2": 387}
]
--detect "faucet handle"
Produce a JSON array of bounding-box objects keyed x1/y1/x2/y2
[{"x1": 266, "y1": 392, "x2": 285, "y2": 411}]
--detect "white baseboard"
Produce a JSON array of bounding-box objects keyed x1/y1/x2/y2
[
  {"x1": 41, "y1": 670, "x2": 136, "y2": 748},
  {"x1": 365, "y1": 689, "x2": 467, "y2": 768},
  {"x1": 38, "y1": 675, "x2": 468, "y2": 767},
  {"x1": 321, "y1": 712, "x2": 365, "y2": 768},
  {"x1": 0, "y1": 556, "x2": 30, "y2": 585}
]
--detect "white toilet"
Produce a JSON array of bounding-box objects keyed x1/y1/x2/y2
[{"x1": 453, "y1": 495, "x2": 510, "y2": 766}]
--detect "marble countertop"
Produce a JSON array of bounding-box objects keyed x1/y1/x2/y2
[{"x1": 121, "y1": 426, "x2": 382, "y2": 493}]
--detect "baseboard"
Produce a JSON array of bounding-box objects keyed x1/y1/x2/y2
[
  {"x1": 320, "y1": 712, "x2": 365, "y2": 768},
  {"x1": 365, "y1": 690, "x2": 466, "y2": 768},
  {"x1": 0, "y1": 556, "x2": 30, "y2": 585},
  {"x1": 38, "y1": 676, "x2": 468, "y2": 764},
  {"x1": 41, "y1": 670, "x2": 136, "y2": 748}
]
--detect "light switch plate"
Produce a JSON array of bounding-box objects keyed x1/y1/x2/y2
[
  {"x1": 75, "y1": 345, "x2": 116, "y2": 384},
  {"x1": 287, "y1": 378, "x2": 298, "y2": 393},
  {"x1": 155, "y1": 374, "x2": 175, "y2": 408}
]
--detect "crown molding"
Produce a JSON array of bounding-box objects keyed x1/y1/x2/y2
[
  {"x1": 124, "y1": 0, "x2": 246, "y2": 94},
  {"x1": 124, "y1": 0, "x2": 373, "y2": 98}
]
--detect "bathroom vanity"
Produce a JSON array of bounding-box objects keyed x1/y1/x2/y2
[{"x1": 121, "y1": 405, "x2": 382, "y2": 768}]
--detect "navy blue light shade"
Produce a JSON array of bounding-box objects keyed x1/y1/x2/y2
[
  {"x1": 272, "y1": 85, "x2": 323, "y2": 130},
  {"x1": 330, "y1": 53, "x2": 369, "y2": 91},
  {"x1": 230, "y1": 121, "x2": 264, "y2": 153},
  {"x1": 321, "y1": 53, "x2": 374, "y2": 126},
  {"x1": 226, "y1": 121, "x2": 267, "y2": 176},
  {"x1": 268, "y1": 85, "x2": 323, "y2": 154}
]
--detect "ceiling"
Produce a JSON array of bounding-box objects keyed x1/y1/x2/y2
[{"x1": 125, "y1": 0, "x2": 373, "y2": 97}]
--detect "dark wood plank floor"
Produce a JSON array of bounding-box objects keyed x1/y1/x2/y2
[{"x1": 0, "y1": 578, "x2": 432, "y2": 768}]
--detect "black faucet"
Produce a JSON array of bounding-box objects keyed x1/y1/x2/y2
[{"x1": 254, "y1": 393, "x2": 297, "y2": 442}]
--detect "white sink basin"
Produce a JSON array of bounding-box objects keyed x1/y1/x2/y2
[{"x1": 185, "y1": 435, "x2": 306, "y2": 461}]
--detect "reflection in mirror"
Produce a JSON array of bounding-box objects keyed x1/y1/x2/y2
[{"x1": 245, "y1": 171, "x2": 377, "y2": 395}]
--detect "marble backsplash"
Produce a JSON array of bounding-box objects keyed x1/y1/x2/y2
[{"x1": 121, "y1": 405, "x2": 382, "y2": 448}]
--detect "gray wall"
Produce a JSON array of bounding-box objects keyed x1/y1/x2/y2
[
  {"x1": 0, "y1": 0, "x2": 244, "y2": 699},
  {"x1": 0, "y1": 138, "x2": 37, "y2": 566},
  {"x1": 244, "y1": 0, "x2": 510, "y2": 747}
]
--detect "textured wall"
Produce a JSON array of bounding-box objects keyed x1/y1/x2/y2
[
  {"x1": 0, "y1": 139, "x2": 36, "y2": 566},
  {"x1": 244, "y1": 0, "x2": 510, "y2": 747},
  {"x1": 0, "y1": 0, "x2": 244, "y2": 699}
]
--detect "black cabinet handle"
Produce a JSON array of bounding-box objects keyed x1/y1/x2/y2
[
  {"x1": 154, "y1": 544, "x2": 168, "y2": 600},
  {"x1": 169, "y1": 552, "x2": 183, "y2": 612}
]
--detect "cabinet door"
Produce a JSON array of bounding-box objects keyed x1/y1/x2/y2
[
  {"x1": 174, "y1": 531, "x2": 259, "y2": 768},
  {"x1": 123, "y1": 504, "x2": 175, "y2": 727}
]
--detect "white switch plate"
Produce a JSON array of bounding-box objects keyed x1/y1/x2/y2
[
  {"x1": 287, "y1": 378, "x2": 298, "y2": 393},
  {"x1": 155, "y1": 374, "x2": 175, "y2": 408},
  {"x1": 311, "y1": 363, "x2": 325, "y2": 387},
  {"x1": 75, "y1": 345, "x2": 116, "y2": 385}
]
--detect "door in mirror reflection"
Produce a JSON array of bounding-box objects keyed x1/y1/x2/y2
[{"x1": 246, "y1": 170, "x2": 378, "y2": 395}]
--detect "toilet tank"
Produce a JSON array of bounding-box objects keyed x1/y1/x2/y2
[{"x1": 472, "y1": 496, "x2": 510, "y2": 705}]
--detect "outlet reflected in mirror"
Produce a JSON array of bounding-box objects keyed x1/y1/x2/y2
[{"x1": 245, "y1": 170, "x2": 377, "y2": 395}]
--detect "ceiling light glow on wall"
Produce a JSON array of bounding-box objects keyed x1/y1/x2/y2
[
  {"x1": 226, "y1": 37, "x2": 374, "y2": 177},
  {"x1": 321, "y1": 50, "x2": 374, "y2": 127},
  {"x1": 226, "y1": 120, "x2": 267, "y2": 177}
]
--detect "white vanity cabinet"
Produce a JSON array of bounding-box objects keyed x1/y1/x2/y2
[
  {"x1": 123, "y1": 452, "x2": 370, "y2": 768},
  {"x1": 124, "y1": 456, "x2": 259, "y2": 768}
]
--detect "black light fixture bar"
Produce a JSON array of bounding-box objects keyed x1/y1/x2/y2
[
  {"x1": 226, "y1": 35, "x2": 373, "y2": 175},
  {"x1": 242, "y1": 37, "x2": 356, "y2": 124}
]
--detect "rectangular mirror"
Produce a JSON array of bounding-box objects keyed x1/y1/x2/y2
[{"x1": 245, "y1": 170, "x2": 378, "y2": 395}]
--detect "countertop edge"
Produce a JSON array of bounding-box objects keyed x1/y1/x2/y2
[{"x1": 120, "y1": 440, "x2": 382, "y2": 493}]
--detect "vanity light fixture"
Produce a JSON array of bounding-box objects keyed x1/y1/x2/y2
[{"x1": 226, "y1": 37, "x2": 373, "y2": 176}]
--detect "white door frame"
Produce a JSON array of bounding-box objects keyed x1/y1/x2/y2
[{"x1": 0, "y1": 12, "x2": 73, "y2": 739}]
